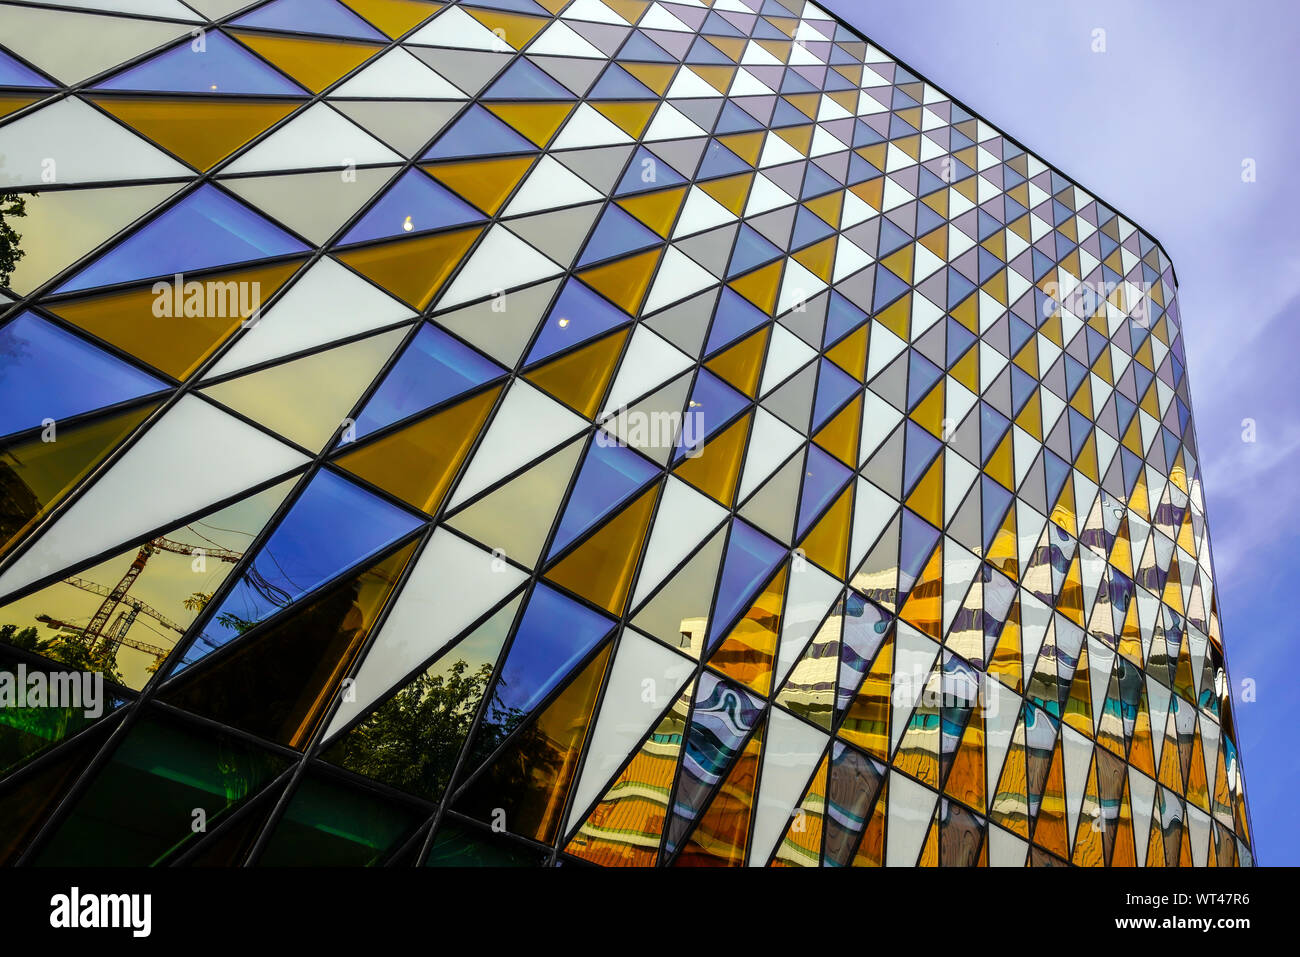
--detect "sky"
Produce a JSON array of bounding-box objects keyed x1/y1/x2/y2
[{"x1": 819, "y1": 0, "x2": 1300, "y2": 864}]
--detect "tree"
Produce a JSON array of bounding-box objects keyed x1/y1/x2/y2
[
  {"x1": 323, "y1": 658, "x2": 523, "y2": 802},
  {"x1": 0, "y1": 191, "x2": 31, "y2": 288}
]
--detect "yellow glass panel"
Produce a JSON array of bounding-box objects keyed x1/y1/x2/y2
[
  {"x1": 910, "y1": 378, "x2": 945, "y2": 436},
  {"x1": 229, "y1": 32, "x2": 382, "y2": 94},
  {"x1": 771, "y1": 753, "x2": 827, "y2": 867},
  {"x1": 728, "y1": 259, "x2": 781, "y2": 315},
  {"x1": 698, "y1": 173, "x2": 752, "y2": 216},
  {"x1": 793, "y1": 235, "x2": 836, "y2": 282},
  {"x1": 591, "y1": 101, "x2": 657, "y2": 138},
  {"x1": 850, "y1": 175, "x2": 884, "y2": 211},
  {"x1": 673, "y1": 412, "x2": 751, "y2": 507},
  {"x1": 839, "y1": 630, "x2": 893, "y2": 760},
  {"x1": 709, "y1": 565, "x2": 785, "y2": 697},
  {"x1": 87, "y1": 96, "x2": 300, "y2": 172},
  {"x1": 782, "y1": 92, "x2": 819, "y2": 119},
  {"x1": 576, "y1": 248, "x2": 660, "y2": 316},
  {"x1": 704, "y1": 326, "x2": 767, "y2": 399},
  {"x1": 984, "y1": 431, "x2": 1015, "y2": 489},
  {"x1": 987, "y1": 601, "x2": 1021, "y2": 692},
  {"x1": 337, "y1": 226, "x2": 481, "y2": 309},
  {"x1": 463, "y1": 8, "x2": 549, "y2": 48},
  {"x1": 0, "y1": 94, "x2": 40, "y2": 120},
  {"x1": 677, "y1": 722, "x2": 763, "y2": 867},
  {"x1": 524, "y1": 328, "x2": 627, "y2": 419},
  {"x1": 799, "y1": 483, "x2": 852, "y2": 579},
  {"x1": 991, "y1": 721, "x2": 1030, "y2": 838},
  {"x1": 873, "y1": 293, "x2": 910, "y2": 340},
  {"x1": 812, "y1": 393, "x2": 860, "y2": 467},
  {"x1": 773, "y1": 123, "x2": 812, "y2": 155},
  {"x1": 944, "y1": 707, "x2": 986, "y2": 811},
  {"x1": 850, "y1": 780, "x2": 886, "y2": 866},
  {"x1": 703, "y1": 35, "x2": 745, "y2": 62},
  {"x1": 340, "y1": 0, "x2": 442, "y2": 38},
  {"x1": 567, "y1": 681, "x2": 692, "y2": 866},
  {"x1": 690, "y1": 65, "x2": 736, "y2": 95},
  {"x1": 484, "y1": 102, "x2": 573, "y2": 147},
  {"x1": 714, "y1": 131, "x2": 763, "y2": 166},
  {"x1": 457, "y1": 642, "x2": 612, "y2": 844},
  {"x1": 1033, "y1": 740, "x2": 1070, "y2": 859},
  {"x1": 335, "y1": 386, "x2": 499, "y2": 514},
  {"x1": 545, "y1": 485, "x2": 659, "y2": 616},
  {"x1": 0, "y1": 402, "x2": 157, "y2": 559},
  {"x1": 423, "y1": 155, "x2": 535, "y2": 216},
  {"x1": 49, "y1": 260, "x2": 303, "y2": 380},
  {"x1": 619, "y1": 62, "x2": 676, "y2": 95},
  {"x1": 615, "y1": 186, "x2": 686, "y2": 238},
  {"x1": 899, "y1": 539, "x2": 942, "y2": 638}
]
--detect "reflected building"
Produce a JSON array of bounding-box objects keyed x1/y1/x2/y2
[{"x1": 0, "y1": 0, "x2": 1252, "y2": 866}]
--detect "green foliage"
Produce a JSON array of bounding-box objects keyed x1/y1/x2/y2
[
  {"x1": 0, "y1": 190, "x2": 31, "y2": 288},
  {"x1": 324, "y1": 658, "x2": 520, "y2": 802}
]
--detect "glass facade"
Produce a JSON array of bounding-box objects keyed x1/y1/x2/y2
[{"x1": 0, "y1": 0, "x2": 1252, "y2": 867}]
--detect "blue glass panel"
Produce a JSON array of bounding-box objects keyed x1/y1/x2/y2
[
  {"x1": 349, "y1": 324, "x2": 503, "y2": 440},
  {"x1": 979, "y1": 402, "x2": 1010, "y2": 463},
  {"x1": 797, "y1": 444, "x2": 851, "y2": 538},
  {"x1": 980, "y1": 475, "x2": 1013, "y2": 551},
  {"x1": 685, "y1": 36, "x2": 733, "y2": 64},
  {"x1": 483, "y1": 58, "x2": 571, "y2": 99},
  {"x1": 675, "y1": 369, "x2": 747, "y2": 458},
  {"x1": 1043, "y1": 448, "x2": 1070, "y2": 505},
  {"x1": 421, "y1": 105, "x2": 535, "y2": 160},
  {"x1": 548, "y1": 437, "x2": 658, "y2": 558},
  {"x1": 779, "y1": 67, "x2": 818, "y2": 94},
  {"x1": 700, "y1": 11, "x2": 745, "y2": 36},
  {"x1": 1009, "y1": 363, "x2": 1038, "y2": 413},
  {"x1": 618, "y1": 32, "x2": 675, "y2": 63},
  {"x1": 874, "y1": 223, "x2": 909, "y2": 260},
  {"x1": 945, "y1": 317, "x2": 976, "y2": 366},
  {"x1": 588, "y1": 64, "x2": 656, "y2": 99},
  {"x1": 95, "y1": 32, "x2": 304, "y2": 95},
  {"x1": 947, "y1": 267, "x2": 976, "y2": 308},
  {"x1": 823, "y1": 291, "x2": 867, "y2": 346},
  {"x1": 178, "y1": 469, "x2": 422, "y2": 668},
  {"x1": 696, "y1": 141, "x2": 749, "y2": 179},
  {"x1": 576, "y1": 205, "x2": 661, "y2": 269},
  {"x1": 801, "y1": 164, "x2": 840, "y2": 199},
  {"x1": 233, "y1": 0, "x2": 385, "y2": 39},
  {"x1": 727, "y1": 224, "x2": 781, "y2": 279},
  {"x1": 615, "y1": 146, "x2": 687, "y2": 196},
  {"x1": 906, "y1": 349, "x2": 943, "y2": 409},
  {"x1": 704, "y1": 287, "x2": 769, "y2": 355},
  {"x1": 705, "y1": 519, "x2": 785, "y2": 650},
  {"x1": 58, "y1": 185, "x2": 309, "y2": 293},
  {"x1": 902, "y1": 421, "x2": 942, "y2": 492},
  {"x1": 769, "y1": 99, "x2": 808, "y2": 129},
  {"x1": 714, "y1": 100, "x2": 762, "y2": 135},
  {"x1": 0, "y1": 313, "x2": 167, "y2": 437},
  {"x1": 340, "y1": 169, "x2": 483, "y2": 245},
  {"x1": 836, "y1": 593, "x2": 890, "y2": 716},
  {"x1": 525, "y1": 278, "x2": 630, "y2": 365},
  {"x1": 898, "y1": 509, "x2": 940, "y2": 595},
  {"x1": 872, "y1": 264, "x2": 909, "y2": 311},
  {"x1": 480, "y1": 582, "x2": 614, "y2": 721},
  {"x1": 812, "y1": 357, "x2": 858, "y2": 430},
  {"x1": 665, "y1": 671, "x2": 763, "y2": 853},
  {"x1": 0, "y1": 49, "x2": 52, "y2": 86}
]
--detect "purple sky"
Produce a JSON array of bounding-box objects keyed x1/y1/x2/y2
[{"x1": 819, "y1": 0, "x2": 1299, "y2": 864}]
